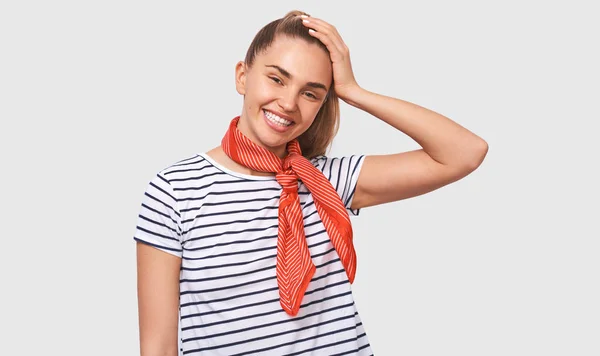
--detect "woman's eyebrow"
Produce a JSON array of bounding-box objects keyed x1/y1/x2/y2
[{"x1": 265, "y1": 64, "x2": 328, "y2": 91}]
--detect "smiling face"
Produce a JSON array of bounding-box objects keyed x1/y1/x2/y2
[{"x1": 235, "y1": 35, "x2": 333, "y2": 158}]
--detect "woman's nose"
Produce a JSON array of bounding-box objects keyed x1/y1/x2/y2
[{"x1": 277, "y1": 90, "x2": 298, "y2": 112}]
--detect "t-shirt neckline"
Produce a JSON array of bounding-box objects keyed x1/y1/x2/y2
[{"x1": 198, "y1": 152, "x2": 278, "y2": 181}]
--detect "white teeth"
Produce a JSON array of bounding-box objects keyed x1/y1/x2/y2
[{"x1": 264, "y1": 110, "x2": 292, "y2": 126}]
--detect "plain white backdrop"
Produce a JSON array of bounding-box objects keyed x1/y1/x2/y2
[{"x1": 1, "y1": 1, "x2": 598, "y2": 355}]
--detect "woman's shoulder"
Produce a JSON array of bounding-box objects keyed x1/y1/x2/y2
[
  {"x1": 308, "y1": 153, "x2": 366, "y2": 173},
  {"x1": 154, "y1": 153, "x2": 207, "y2": 178},
  {"x1": 309, "y1": 154, "x2": 327, "y2": 167}
]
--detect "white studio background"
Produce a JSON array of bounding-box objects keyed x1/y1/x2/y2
[{"x1": 1, "y1": 1, "x2": 598, "y2": 355}]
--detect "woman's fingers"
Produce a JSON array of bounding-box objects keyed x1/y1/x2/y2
[
  {"x1": 296, "y1": 14, "x2": 359, "y2": 94},
  {"x1": 299, "y1": 16, "x2": 348, "y2": 57}
]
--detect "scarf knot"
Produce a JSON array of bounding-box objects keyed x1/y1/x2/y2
[{"x1": 276, "y1": 171, "x2": 298, "y2": 195}]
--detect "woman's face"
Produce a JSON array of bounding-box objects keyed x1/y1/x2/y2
[{"x1": 235, "y1": 35, "x2": 332, "y2": 158}]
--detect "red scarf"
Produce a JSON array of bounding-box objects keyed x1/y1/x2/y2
[{"x1": 221, "y1": 116, "x2": 357, "y2": 316}]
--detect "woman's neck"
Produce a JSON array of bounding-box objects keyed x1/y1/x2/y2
[{"x1": 206, "y1": 146, "x2": 276, "y2": 177}]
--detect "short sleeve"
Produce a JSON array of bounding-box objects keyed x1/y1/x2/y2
[
  {"x1": 133, "y1": 172, "x2": 183, "y2": 258},
  {"x1": 311, "y1": 154, "x2": 366, "y2": 216}
]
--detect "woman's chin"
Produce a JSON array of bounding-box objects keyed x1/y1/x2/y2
[
  {"x1": 257, "y1": 127, "x2": 293, "y2": 144},
  {"x1": 260, "y1": 137, "x2": 288, "y2": 150},
  {"x1": 253, "y1": 132, "x2": 291, "y2": 153}
]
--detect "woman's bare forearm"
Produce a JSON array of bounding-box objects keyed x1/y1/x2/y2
[{"x1": 137, "y1": 242, "x2": 181, "y2": 356}]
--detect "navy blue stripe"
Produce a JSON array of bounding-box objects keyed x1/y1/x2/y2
[
  {"x1": 181, "y1": 256, "x2": 340, "y2": 286},
  {"x1": 312, "y1": 246, "x2": 336, "y2": 259},
  {"x1": 140, "y1": 203, "x2": 178, "y2": 228},
  {"x1": 181, "y1": 255, "x2": 341, "y2": 293},
  {"x1": 312, "y1": 268, "x2": 345, "y2": 282},
  {"x1": 337, "y1": 156, "x2": 346, "y2": 198},
  {"x1": 345, "y1": 155, "x2": 365, "y2": 207},
  {"x1": 181, "y1": 253, "x2": 277, "y2": 271},
  {"x1": 138, "y1": 214, "x2": 178, "y2": 235},
  {"x1": 183, "y1": 216, "x2": 277, "y2": 236},
  {"x1": 184, "y1": 245, "x2": 277, "y2": 261},
  {"x1": 302, "y1": 200, "x2": 315, "y2": 212},
  {"x1": 185, "y1": 233, "x2": 276, "y2": 252},
  {"x1": 181, "y1": 206, "x2": 279, "y2": 217},
  {"x1": 135, "y1": 225, "x2": 179, "y2": 242},
  {"x1": 163, "y1": 162, "x2": 212, "y2": 176},
  {"x1": 180, "y1": 264, "x2": 274, "y2": 284},
  {"x1": 199, "y1": 186, "x2": 281, "y2": 196},
  {"x1": 183, "y1": 302, "x2": 355, "y2": 344},
  {"x1": 197, "y1": 195, "x2": 280, "y2": 206},
  {"x1": 307, "y1": 234, "x2": 333, "y2": 248},
  {"x1": 311, "y1": 156, "x2": 326, "y2": 167},
  {"x1": 228, "y1": 323, "x2": 357, "y2": 356},
  {"x1": 144, "y1": 192, "x2": 180, "y2": 218},
  {"x1": 304, "y1": 218, "x2": 323, "y2": 232},
  {"x1": 314, "y1": 254, "x2": 340, "y2": 268},
  {"x1": 183, "y1": 207, "x2": 317, "y2": 235},
  {"x1": 176, "y1": 179, "x2": 258, "y2": 201},
  {"x1": 175, "y1": 178, "x2": 261, "y2": 194},
  {"x1": 182, "y1": 296, "x2": 281, "y2": 320},
  {"x1": 173, "y1": 154, "x2": 200, "y2": 164},
  {"x1": 180, "y1": 275, "x2": 274, "y2": 296},
  {"x1": 169, "y1": 156, "x2": 205, "y2": 168},
  {"x1": 181, "y1": 205, "x2": 278, "y2": 223},
  {"x1": 182, "y1": 229, "x2": 331, "y2": 261},
  {"x1": 181, "y1": 286, "x2": 279, "y2": 308},
  {"x1": 134, "y1": 237, "x2": 181, "y2": 253},
  {"x1": 149, "y1": 180, "x2": 176, "y2": 203},
  {"x1": 181, "y1": 303, "x2": 282, "y2": 333},
  {"x1": 186, "y1": 223, "x2": 278, "y2": 243},
  {"x1": 313, "y1": 155, "x2": 325, "y2": 171},
  {"x1": 343, "y1": 156, "x2": 357, "y2": 205},
  {"x1": 282, "y1": 331, "x2": 367, "y2": 356},
  {"x1": 184, "y1": 186, "x2": 309, "y2": 207},
  {"x1": 179, "y1": 194, "x2": 313, "y2": 215},
  {"x1": 185, "y1": 216, "x2": 321, "y2": 243},
  {"x1": 156, "y1": 173, "x2": 172, "y2": 186},
  {"x1": 180, "y1": 268, "x2": 345, "y2": 297},
  {"x1": 182, "y1": 298, "x2": 355, "y2": 332},
  {"x1": 329, "y1": 342, "x2": 371, "y2": 356},
  {"x1": 330, "y1": 342, "x2": 373, "y2": 356},
  {"x1": 304, "y1": 279, "x2": 348, "y2": 296},
  {"x1": 171, "y1": 171, "x2": 227, "y2": 184},
  {"x1": 326, "y1": 157, "x2": 335, "y2": 183},
  {"x1": 187, "y1": 311, "x2": 357, "y2": 354},
  {"x1": 180, "y1": 278, "x2": 347, "y2": 309},
  {"x1": 186, "y1": 274, "x2": 351, "y2": 318},
  {"x1": 300, "y1": 290, "x2": 352, "y2": 310},
  {"x1": 236, "y1": 316, "x2": 360, "y2": 353}
]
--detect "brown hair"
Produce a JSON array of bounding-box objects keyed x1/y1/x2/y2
[{"x1": 243, "y1": 10, "x2": 340, "y2": 159}]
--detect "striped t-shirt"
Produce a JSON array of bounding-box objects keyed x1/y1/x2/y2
[{"x1": 133, "y1": 152, "x2": 373, "y2": 355}]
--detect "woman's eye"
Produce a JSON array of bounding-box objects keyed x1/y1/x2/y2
[
  {"x1": 304, "y1": 92, "x2": 317, "y2": 99},
  {"x1": 269, "y1": 77, "x2": 282, "y2": 84}
]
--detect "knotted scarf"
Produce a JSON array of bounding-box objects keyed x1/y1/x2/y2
[{"x1": 221, "y1": 116, "x2": 357, "y2": 316}]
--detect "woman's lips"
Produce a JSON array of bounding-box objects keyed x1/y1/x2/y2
[{"x1": 263, "y1": 110, "x2": 294, "y2": 133}]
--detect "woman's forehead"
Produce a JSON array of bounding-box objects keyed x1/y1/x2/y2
[{"x1": 255, "y1": 36, "x2": 332, "y2": 85}]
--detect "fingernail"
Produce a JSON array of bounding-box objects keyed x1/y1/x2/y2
[{"x1": 300, "y1": 14, "x2": 309, "y2": 18}]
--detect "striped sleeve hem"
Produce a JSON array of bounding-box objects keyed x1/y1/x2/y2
[{"x1": 133, "y1": 171, "x2": 183, "y2": 258}]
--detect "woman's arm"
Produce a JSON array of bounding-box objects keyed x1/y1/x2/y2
[
  {"x1": 301, "y1": 16, "x2": 488, "y2": 210},
  {"x1": 345, "y1": 87, "x2": 488, "y2": 210},
  {"x1": 136, "y1": 242, "x2": 181, "y2": 356}
]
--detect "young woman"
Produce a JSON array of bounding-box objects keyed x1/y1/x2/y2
[{"x1": 134, "y1": 10, "x2": 488, "y2": 356}]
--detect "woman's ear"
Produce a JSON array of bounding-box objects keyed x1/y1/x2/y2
[{"x1": 235, "y1": 61, "x2": 247, "y2": 95}]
